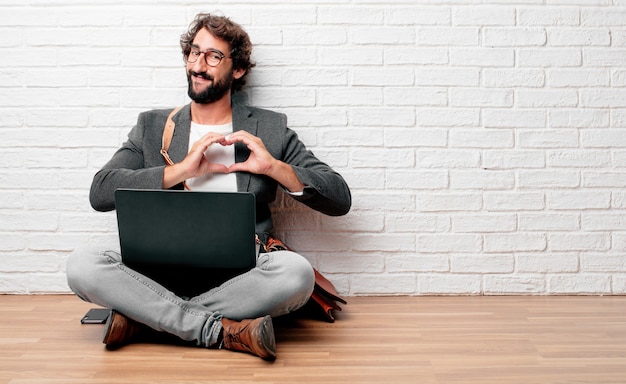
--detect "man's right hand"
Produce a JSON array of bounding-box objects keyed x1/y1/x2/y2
[{"x1": 162, "y1": 132, "x2": 230, "y2": 189}]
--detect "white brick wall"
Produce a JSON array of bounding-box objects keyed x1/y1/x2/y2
[{"x1": 1, "y1": 1, "x2": 625, "y2": 296}]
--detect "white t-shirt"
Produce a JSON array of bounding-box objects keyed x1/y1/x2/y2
[{"x1": 185, "y1": 121, "x2": 237, "y2": 192}]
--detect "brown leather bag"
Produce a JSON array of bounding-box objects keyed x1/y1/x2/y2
[
  {"x1": 160, "y1": 107, "x2": 346, "y2": 322},
  {"x1": 262, "y1": 236, "x2": 346, "y2": 322}
]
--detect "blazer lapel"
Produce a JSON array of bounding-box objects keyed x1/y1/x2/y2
[
  {"x1": 169, "y1": 104, "x2": 192, "y2": 164},
  {"x1": 232, "y1": 101, "x2": 257, "y2": 192}
]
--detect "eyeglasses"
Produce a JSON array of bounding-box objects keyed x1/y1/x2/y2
[{"x1": 185, "y1": 48, "x2": 230, "y2": 67}]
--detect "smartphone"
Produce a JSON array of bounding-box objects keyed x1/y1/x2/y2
[{"x1": 80, "y1": 308, "x2": 111, "y2": 324}]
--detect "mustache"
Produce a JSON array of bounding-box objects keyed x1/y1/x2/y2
[{"x1": 189, "y1": 71, "x2": 213, "y2": 81}]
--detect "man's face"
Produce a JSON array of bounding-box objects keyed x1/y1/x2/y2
[{"x1": 186, "y1": 28, "x2": 235, "y2": 104}]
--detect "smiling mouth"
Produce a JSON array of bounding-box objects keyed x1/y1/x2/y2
[{"x1": 191, "y1": 71, "x2": 213, "y2": 81}]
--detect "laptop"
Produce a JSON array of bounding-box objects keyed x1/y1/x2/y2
[{"x1": 114, "y1": 189, "x2": 258, "y2": 271}]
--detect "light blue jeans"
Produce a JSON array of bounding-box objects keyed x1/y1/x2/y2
[{"x1": 66, "y1": 245, "x2": 315, "y2": 348}]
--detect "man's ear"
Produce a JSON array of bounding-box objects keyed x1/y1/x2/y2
[{"x1": 233, "y1": 68, "x2": 246, "y2": 80}]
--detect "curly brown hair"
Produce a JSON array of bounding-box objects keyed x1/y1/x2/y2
[{"x1": 180, "y1": 13, "x2": 255, "y2": 93}]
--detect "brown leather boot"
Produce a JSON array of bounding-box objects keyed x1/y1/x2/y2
[
  {"x1": 102, "y1": 310, "x2": 145, "y2": 349},
  {"x1": 221, "y1": 315, "x2": 276, "y2": 360}
]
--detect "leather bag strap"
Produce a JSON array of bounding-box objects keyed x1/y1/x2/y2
[{"x1": 160, "y1": 106, "x2": 187, "y2": 189}]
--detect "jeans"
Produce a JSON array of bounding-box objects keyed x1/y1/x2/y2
[{"x1": 66, "y1": 245, "x2": 315, "y2": 348}]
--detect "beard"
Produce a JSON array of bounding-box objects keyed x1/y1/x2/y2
[{"x1": 187, "y1": 70, "x2": 233, "y2": 104}]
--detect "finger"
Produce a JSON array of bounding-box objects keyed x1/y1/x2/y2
[
  {"x1": 225, "y1": 130, "x2": 257, "y2": 145},
  {"x1": 206, "y1": 163, "x2": 229, "y2": 174},
  {"x1": 227, "y1": 161, "x2": 248, "y2": 173},
  {"x1": 190, "y1": 133, "x2": 227, "y2": 153}
]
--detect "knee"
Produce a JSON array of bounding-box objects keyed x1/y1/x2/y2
[
  {"x1": 277, "y1": 251, "x2": 315, "y2": 298},
  {"x1": 65, "y1": 245, "x2": 110, "y2": 297}
]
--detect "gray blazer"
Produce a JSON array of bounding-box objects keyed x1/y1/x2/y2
[{"x1": 89, "y1": 102, "x2": 352, "y2": 235}]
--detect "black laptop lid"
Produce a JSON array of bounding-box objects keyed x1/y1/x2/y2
[{"x1": 115, "y1": 189, "x2": 256, "y2": 270}]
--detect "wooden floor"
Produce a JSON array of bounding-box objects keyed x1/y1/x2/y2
[{"x1": 0, "y1": 295, "x2": 625, "y2": 384}]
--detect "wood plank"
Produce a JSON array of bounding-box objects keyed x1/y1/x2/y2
[{"x1": 0, "y1": 295, "x2": 624, "y2": 383}]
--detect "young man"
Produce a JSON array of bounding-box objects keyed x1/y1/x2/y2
[{"x1": 66, "y1": 13, "x2": 351, "y2": 360}]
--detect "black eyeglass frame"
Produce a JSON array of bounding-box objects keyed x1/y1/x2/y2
[{"x1": 184, "y1": 47, "x2": 231, "y2": 67}]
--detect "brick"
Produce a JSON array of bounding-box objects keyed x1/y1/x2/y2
[
  {"x1": 282, "y1": 108, "x2": 347, "y2": 128},
  {"x1": 582, "y1": 8, "x2": 626, "y2": 26},
  {"x1": 386, "y1": 170, "x2": 448, "y2": 190},
  {"x1": 386, "y1": 7, "x2": 450, "y2": 26},
  {"x1": 353, "y1": 68, "x2": 414, "y2": 86},
  {"x1": 449, "y1": 129, "x2": 513, "y2": 149},
  {"x1": 518, "y1": 170, "x2": 580, "y2": 189},
  {"x1": 386, "y1": 254, "x2": 449, "y2": 273},
  {"x1": 518, "y1": 7, "x2": 580, "y2": 26},
  {"x1": 0, "y1": 273, "x2": 29, "y2": 294},
  {"x1": 450, "y1": 88, "x2": 513, "y2": 108},
  {"x1": 386, "y1": 47, "x2": 448, "y2": 65},
  {"x1": 483, "y1": 109, "x2": 546, "y2": 128},
  {"x1": 353, "y1": 192, "x2": 415, "y2": 212},
  {"x1": 351, "y1": 148, "x2": 414, "y2": 168},
  {"x1": 450, "y1": 254, "x2": 514, "y2": 273},
  {"x1": 386, "y1": 213, "x2": 450, "y2": 233},
  {"x1": 581, "y1": 254, "x2": 626, "y2": 272},
  {"x1": 417, "y1": 193, "x2": 482, "y2": 212},
  {"x1": 516, "y1": 89, "x2": 578, "y2": 108},
  {"x1": 284, "y1": 69, "x2": 348, "y2": 86},
  {"x1": 583, "y1": 172, "x2": 626, "y2": 188},
  {"x1": 316, "y1": 254, "x2": 385, "y2": 274},
  {"x1": 420, "y1": 109, "x2": 480, "y2": 127},
  {"x1": 484, "y1": 192, "x2": 545, "y2": 211},
  {"x1": 612, "y1": 70, "x2": 626, "y2": 86},
  {"x1": 516, "y1": 253, "x2": 579, "y2": 273},
  {"x1": 282, "y1": 27, "x2": 346, "y2": 46},
  {"x1": 583, "y1": 213, "x2": 626, "y2": 231},
  {"x1": 547, "y1": 191, "x2": 611, "y2": 210},
  {"x1": 318, "y1": 7, "x2": 384, "y2": 25},
  {"x1": 547, "y1": 150, "x2": 610, "y2": 167},
  {"x1": 417, "y1": 27, "x2": 479, "y2": 46},
  {"x1": 384, "y1": 87, "x2": 447, "y2": 107},
  {"x1": 320, "y1": 87, "x2": 383, "y2": 106},
  {"x1": 0, "y1": 233, "x2": 25, "y2": 252},
  {"x1": 549, "y1": 109, "x2": 609, "y2": 128},
  {"x1": 385, "y1": 128, "x2": 447, "y2": 148},
  {"x1": 483, "y1": 150, "x2": 545, "y2": 169},
  {"x1": 418, "y1": 150, "x2": 481, "y2": 168},
  {"x1": 450, "y1": 170, "x2": 515, "y2": 190},
  {"x1": 351, "y1": 27, "x2": 415, "y2": 45},
  {"x1": 452, "y1": 214, "x2": 517, "y2": 233},
  {"x1": 28, "y1": 273, "x2": 71, "y2": 293},
  {"x1": 352, "y1": 273, "x2": 416, "y2": 295},
  {"x1": 483, "y1": 69, "x2": 545, "y2": 87},
  {"x1": 483, "y1": 27, "x2": 546, "y2": 47},
  {"x1": 549, "y1": 233, "x2": 610, "y2": 252},
  {"x1": 450, "y1": 48, "x2": 514, "y2": 67},
  {"x1": 548, "y1": 274, "x2": 611, "y2": 294},
  {"x1": 0, "y1": 212, "x2": 58, "y2": 231},
  {"x1": 484, "y1": 233, "x2": 547, "y2": 253},
  {"x1": 519, "y1": 129, "x2": 579, "y2": 149},
  {"x1": 452, "y1": 6, "x2": 515, "y2": 26},
  {"x1": 518, "y1": 48, "x2": 581, "y2": 67},
  {"x1": 581, "y1": 129, "x2": 626, "y2": 148},
  {"x1": 548, "y1": 28, "x2": 610, "y2": 46},
  {"x1": 350, "y1": 107, "x2": 415, "y2": 127},
  {"x1": 581, "y1": 89, "x2": 626, "y2": 108},
  {"x1": 521, "y1": 212, "x2": 583, "y2": 231},
  {"x1": 419, "y1": 274, "x2": 482, "y2": 295},
  {"x1": 484, "y1": 275, "x2": 546, "y2": 294},
  {"x1": 415, "y1": 68, "x2": 479, "y2": 86}
]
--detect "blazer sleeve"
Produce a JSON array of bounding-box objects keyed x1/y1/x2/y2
[
  {"x1": 281, "y1": 126, "x2": 352, "y2": 216},
  {"x1": 89, "y1": 111, "x2": 167, "y2": 212}
]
